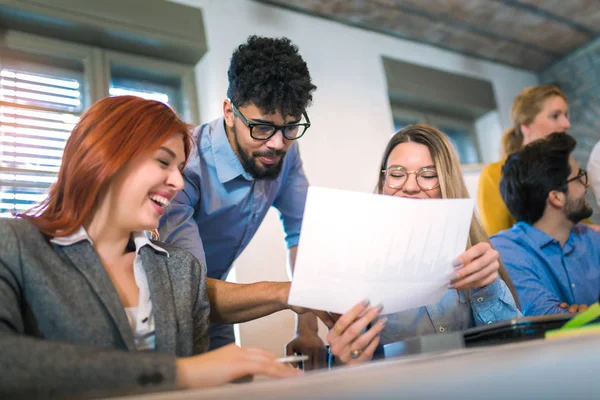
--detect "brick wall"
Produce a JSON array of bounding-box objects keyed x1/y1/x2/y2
[{"x1": 540, "y1": 36, "x2": 600, "y2": 222}]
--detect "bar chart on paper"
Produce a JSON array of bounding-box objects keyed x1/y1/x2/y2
[{"x1": 288, "y1": 186, "x2": 474, "y2": 314}]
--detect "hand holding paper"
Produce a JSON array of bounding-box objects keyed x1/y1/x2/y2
[{"x1": 288, "y1": 186, "x2": 474, "y2": 315}]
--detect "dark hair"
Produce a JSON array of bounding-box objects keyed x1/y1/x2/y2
[
  {"x1": 500, "y1": 132, "x2": 575, "y2": 224},
  {"x1": 227, "y1": 35, "x2": 316, "y2": 118}
]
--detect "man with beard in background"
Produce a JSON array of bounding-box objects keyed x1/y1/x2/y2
[
  {"x1": 491, "y1": 132, "x2": 600, "y2": 316},
  {"x1": 159, "y1": 36, "x2": 327, "y2": 367}
]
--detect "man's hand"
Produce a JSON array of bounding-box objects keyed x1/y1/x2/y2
[
  {"x1": 284, "y1": 313, "x2": 327, "y2": 370},
  {"x1": 559, "y1": 303, "x2": 589, "y2": 313},
  {"x1": 288, "y1": 305, "x2": 335, "y2": 329},
  {"x1": 285, "y1": 329, "x2": 327, "y2": 371}
]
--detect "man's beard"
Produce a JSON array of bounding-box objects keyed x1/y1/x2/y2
[
  {"x1": 232, "y1": 124, "x2": 286, "y2": 180},
  {"x1": 564, "y1": 193, "x2": 593, "y2": 224}
]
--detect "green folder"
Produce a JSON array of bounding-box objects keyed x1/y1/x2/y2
[{"x1": 545, "y1": 302, "x2": 600, "y2": 339}]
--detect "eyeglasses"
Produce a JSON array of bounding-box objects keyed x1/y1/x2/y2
[
  {"x1": 230, "y1": 101, "x2": 311, "y2": 141},
  {"x1": 382, "y1": 165, "x2": 440, "y2": 191},
  {"x1": 566, "y1": 168, "x2": 588, "y2": 188}
]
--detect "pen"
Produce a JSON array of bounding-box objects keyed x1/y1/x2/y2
[{"x1": 276, "y1": 354, "x2": 310, "y2": 363}]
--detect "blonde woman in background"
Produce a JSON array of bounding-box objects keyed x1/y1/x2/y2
[
  {"x1": 327, "y1": 125, "x2": 521, "y2": 365},
  {"x1": 477, "y1": 85, "x2": 571, "y2": 236}
]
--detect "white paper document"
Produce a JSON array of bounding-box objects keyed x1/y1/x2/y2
[{"x1": 288, "y1": 186, "x2": 474, "y2": 315}]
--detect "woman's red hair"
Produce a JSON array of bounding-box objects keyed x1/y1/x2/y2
[{"x1": 22, "y1": 95, "x2": 194, "y2": 237}]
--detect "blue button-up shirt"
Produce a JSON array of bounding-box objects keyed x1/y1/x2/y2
[
  {"x1": 380, "y1": 278, "x2": 520, "y2": 344},
  {"x1": 158, "y1": 117, "x2": 308, "y2": 280},
  {"x1": 491, "y1": 222, "x2": 600, "y2": 316}
]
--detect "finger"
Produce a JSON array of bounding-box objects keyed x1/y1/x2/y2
[
  {"x1": 319, "y1": 346, "x2": 328, "y2": 369},
  {"x1": 478, "y1": 272, "x2": 499, "y2": 288},
  {"x1": 452, "y1": 264, "x2": 498, "y2": 290},
  {"x1": 284, "y1": 343, "x2": 309, "y2": 369},
  {"x1": 452, "y1": 248, "x2": 498, "y2": 283},
  {"x1": 578, "y1": 304, "x2": 589, "y2": 313},
  {"x1": 568, "y1": 304, "x2": 578, "y2": 313},
  {"x1": 285, "y1": 342, "x2": 295, "y2": 356},
  {"x1": 355, "y1": 334, "x2": 380, "y2": 364},
  {"x1": 332, "y1": 305, "x2": 383, "y2": 355},
  {"x1": 559, "y1": 302, "x2": 568, "y2": 309},
  {"x1": 302, "y1": 348, "x2": 317, "y2": 371},
  {"x1": 230, "y1": 375, "x2": 254, "y2": 384},
  {"x1": 253, "y1": 360, "x2": 302, "y2": 379},
  {"x1": 452, "y1": 261, "x2": 499, "y2": 290},
  {"x1": 454, "y1": 242, "x2": 490, "y2": 266},
  {"x1": 347, "y1": 317, "x2": 387, "y2": 354},
  {"x1": 235, "y1": 354, "x2": 298, "y2": 380},
  {"x1": 340, "y1": 305, "x2": 384, "y2": 343},
  {"x1": 246, "y1": 347, "x2": 280, "y2": 362},
  {"x1": 330, "y1": 300, "x2": 371, "y2": 336},
  {"x1": 309, "y1": 347, "x2": 327, "y2": 371}
]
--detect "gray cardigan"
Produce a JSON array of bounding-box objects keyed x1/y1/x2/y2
[{"x1": 0, "y1": 218, "x2": 210, "y2": 399}]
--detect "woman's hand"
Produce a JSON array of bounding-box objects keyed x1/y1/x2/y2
[
  {"x1": 176, "y1": 344, "x2": 301, "y2": 389},
  {"x1": 327, "y1": 300, "x2": 387, "y2": 365},
  {"x1": 449, "y1": 242, "x2": 499, "y2": 290}
]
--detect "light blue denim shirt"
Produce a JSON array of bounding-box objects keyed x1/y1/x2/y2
[
  {"x1": 158, "y1": 117, "x2": 308, "y2": 280},
  {"x1": 380, "y1": 278, "x2": 520, "y2": 344}
]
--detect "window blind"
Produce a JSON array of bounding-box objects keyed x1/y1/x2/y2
[{"x1": 0, "y1": 68, "x2": 82, "y2": 218}]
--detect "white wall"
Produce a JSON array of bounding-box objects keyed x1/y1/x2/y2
[
  {"x1": 171, "y1": 0, "x2": 538, "y2": 356},
  {"x1": 475, "y1": 110, "x2": 504, "y2": 164}
]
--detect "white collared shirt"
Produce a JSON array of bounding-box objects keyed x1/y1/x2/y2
[{"x1": 51, "y1": 227, "x2": 168, "y2": 351}]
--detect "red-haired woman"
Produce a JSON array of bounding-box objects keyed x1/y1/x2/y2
[{"x1": 0, "y1": 96, "x2": 328, "y2": 398}]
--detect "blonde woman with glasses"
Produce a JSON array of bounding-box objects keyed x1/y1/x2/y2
[{"x1": 327, "y1": 124, "x2": 521, "y2": 365}]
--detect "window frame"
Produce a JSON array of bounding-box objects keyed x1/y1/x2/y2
[
  {"x1": 105, "y1": 50, "x2": 199, "y2": 124},
  {"x1": 0, "y1": 30, "x2": 199, "y2": 217},
  {"x1": 391, "y1": 105, "x2": 483, "y2": 166}
]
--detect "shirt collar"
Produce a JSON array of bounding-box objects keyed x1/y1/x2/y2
[
  {"x1": 50, "y1": 226, "x2": 93, "y2": 246},
  {"x1": 51, "y1": 227, "x2": 169, "y2": 257},
  {"x1": 515, "y1": 221, "x2": 576, "y2": 254},
  {"x1": 211, "y1": 117, "x2": 253, "y2": 183}
]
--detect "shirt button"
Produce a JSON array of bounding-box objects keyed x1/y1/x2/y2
[
  {"x1": 438, "y1": 326, "x2": 445, "y2": 333},
  {"x1": 487, "y1": 321, "x2": 493, "y2": 325},
  {"x1": 476, "y1": 297, "x2": 484, "y2": 303},
  {"x1": 572, "y1": 283, "x2": 576, "y2": 288}
]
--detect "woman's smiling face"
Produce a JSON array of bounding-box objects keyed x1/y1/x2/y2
[{"x1": 382, "y1": 142, "x2": 441, "y2": 199}]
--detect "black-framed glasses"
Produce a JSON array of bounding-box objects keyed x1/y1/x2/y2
[
  {"x1": 230, "y1": 101, "x2": 311, "y2": 141},
  {"x1": 382, "y1": 165, "x2": 440, "y2": 191},
  {"x1": 566, "y1": 168, "x2": 588, "y2": 187}
]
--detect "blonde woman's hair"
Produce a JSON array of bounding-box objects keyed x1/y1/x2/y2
[
  {"x1": 501, "y1": 84, "x2": 567, "y2": 157},
  {"x1": 378, "y1": 124, "x2": 520, "y2": 308}
]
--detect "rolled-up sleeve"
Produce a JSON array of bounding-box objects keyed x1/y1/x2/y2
[
  {"x1": 470, "y1": 278, "x2": 521, "y2": 325},
  {"x1": 273, "y1": 144, "x2": 309, "y2": 249}
]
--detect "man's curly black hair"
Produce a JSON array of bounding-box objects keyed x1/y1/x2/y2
[{"x1": 227, "y1": 36, "x2": 316, "y2": 118}]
